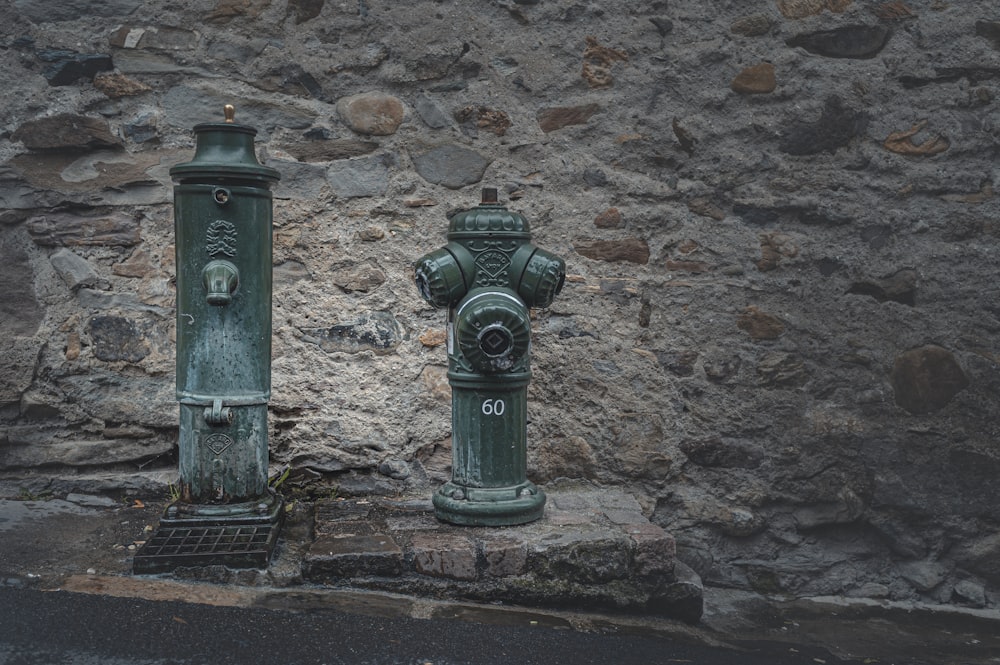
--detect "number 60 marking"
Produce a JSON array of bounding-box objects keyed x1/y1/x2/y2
[{"x1": 481, "y1": 398, "x2": 506, "y2": 416}]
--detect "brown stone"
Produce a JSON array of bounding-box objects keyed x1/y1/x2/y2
[
  {"x1": 536, "y1": 104, "x2": 600, "y2": 133},
  {"x1": 65, "y1": 332, "x2": 81, "y2": 361},
  {"x1": 757, "y1": 232, "x2": 799, "y2": 271},
  {"x1": 883, "y1": 121, "x2": 949, "y2": 156},
  {"x1": 737, "y1": 306, "x2": 785, "y2": 340},
  {"x1": 581, "y1": 36, "x2": 628, "y2": 88},
  {"x1": 329, "y1": 261, "x2": 386, "y2": 293},
  {"x1": 573, "y1": 237, "x2": 650, "y2": 264},
  {"x1": 731, "y1": 14, "x2": 773, "y2": 36},
  {"x1": 337, "y1": 92, "x2": 405, "y2": 136},
  {"x1": 27, "y1": 212, "x2": 141, "y2": 247},
  {"x1": 454, "y1": 106, "x2": 512, "y2": 136},
  {"x1": 731, "y1": 63, "x2": 777, "y2": 94},
  {"x1": 687, "y1": 198, "x2": 726, "y2": 220},
  {"x1": 874, "y1": 1, "x2": 915, "y2": 19},
  {"x1": 594, "y1": 208, "x2": 624, "y2": 229},
  {"x1": 891, "y1": 345, "x2": 969, "y2": 414},
  {"x1": 93, "y1": 72, "x2": 151, "y2": 98},
  {"x1": 419, "y1": 365, "x2": 450, "y2": 402},
  {"x1": 112, "y1": 249, "x2": 154, "y2": 278},
  {"x1": 418, "y1": 329, "x2": 447, "y2": 348},
  {"x1": 531, "y1": 436, "x2": 597, "y2": 482},
  {"x1": 282, "y1": 139, "x2": 379, "y2": 162},
  {"x1": 12, "y1": 114, "x2": 121, "y2": 152},
  {"x1": 757, "y1": 352, "x2": 807, "y2": 387}
]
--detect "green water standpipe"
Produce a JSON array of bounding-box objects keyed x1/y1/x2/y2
[
  {"x1": 166, "y1": 105, "x2": 282, "y2": 527},
  {"x1": 414, "y1": 188, "x2": 566, "y2": 526}
]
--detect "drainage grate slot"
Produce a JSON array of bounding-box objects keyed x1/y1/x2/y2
[{"x1": 133, "y1": 523, "x2": 280, "y2": 574}]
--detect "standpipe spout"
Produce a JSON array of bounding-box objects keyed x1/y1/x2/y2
[{"x1": 202, "y1": 259, "x2": 239, "y2": 306}]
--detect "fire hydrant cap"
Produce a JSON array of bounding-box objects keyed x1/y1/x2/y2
[
  {"x1": 170, "y1": 121, "x2": 280, "y2": 183},
  {"x1": 448, "y1": 198, "x2": 531, "y2": 240}
]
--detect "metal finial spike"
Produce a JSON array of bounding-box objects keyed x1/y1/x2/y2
[{"x1": 224, "y1": 105, "x2": 236, "y2": 123}]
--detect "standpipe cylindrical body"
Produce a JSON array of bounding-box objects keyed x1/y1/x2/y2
[
  {"x1": 414, "y1": 189, "x2": 565, "y2": 526},
  {"x1": 169, "y1": 116, "x2": 280, "y2": 518}
]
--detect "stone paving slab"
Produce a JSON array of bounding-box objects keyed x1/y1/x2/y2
[{"x1": 301, "y1": 483, "x2": 703, "y2": 623}]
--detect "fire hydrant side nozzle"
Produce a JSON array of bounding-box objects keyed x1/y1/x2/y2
[{"x1": 414, "y1": 188, "x2": 567, "y2": 527}]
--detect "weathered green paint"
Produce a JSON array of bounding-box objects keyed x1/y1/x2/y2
[
  {"x1": 414, "y1": 189, "x2": 565, "y2": 526},
  {"x1": 168, "y1": 118, "x2": 281, "y2": 518}
]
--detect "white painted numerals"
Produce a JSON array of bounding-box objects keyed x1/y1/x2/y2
[{"x1": 481, "y1": 398, "x2": 506, "y2": 416}]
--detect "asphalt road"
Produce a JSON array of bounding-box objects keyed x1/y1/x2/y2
[{"x1": 0, "y1": 585, "x2": 862, "y2": 665}]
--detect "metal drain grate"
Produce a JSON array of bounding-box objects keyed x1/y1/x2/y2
[{"x1": 132, "y1": 523, "x2": 279, "y2": 574}]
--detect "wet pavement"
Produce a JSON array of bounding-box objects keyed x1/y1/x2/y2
[{"x1": 2, "y1": 494, "x2": 999, "y2": 664}]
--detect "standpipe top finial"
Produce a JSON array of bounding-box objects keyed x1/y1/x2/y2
[{"x1": 224, "y1": 104, "x2": 236, "y2": 123}]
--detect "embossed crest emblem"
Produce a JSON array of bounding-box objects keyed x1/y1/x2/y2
[
  {"x1": 476, "y1": 249, "x2": 509, "y2": 278},
  {"x1": 205, "y1": 433, "x2": 234, "y2": 456},
  {"x1": 205, "y1": 219, "x2": 238, "y2": 258}
]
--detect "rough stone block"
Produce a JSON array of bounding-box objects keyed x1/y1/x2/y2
[
  {"x1": 623, "y1": 522, "x2": 676, "y2": 577},
  {"x1": 410, "y1": 532, "x2": 477, "y2": 581},
  {"x1": 528, "y1": 527, "x2": 630, "y2": 584},
  {"x1": 305, "y1": 534, "x2": 402, "y2": 578},
  {"x1": 480, "y1": 536, "x2": 528, "y2": 578}
]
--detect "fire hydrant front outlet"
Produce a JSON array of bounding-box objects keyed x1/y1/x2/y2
[{"x1": 414, "y1": 188, "x2": 566, "y2": 527}]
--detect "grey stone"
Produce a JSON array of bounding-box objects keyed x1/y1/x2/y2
[
  {"x1": 57, "y1": 372, "x2": 175, "y2": 428},
  {"x1": 326, "y1": 155, "x2": 392, "y2": 199},
  {"x1": 75, "y1": 289, "x2": 172, "y2": 316},
  {"x1": 64, "y1": 493, "x2": 118, "y2": 508},
  {"x1": 378, "y1": 459, "x2": 411, "y2": 480},
  {"x1": 649, "y1": 561, "x2": 704, "y2": 624},
  {"x1": 300, "y1": 311, "x2": 405, "y2": 355},
  {"x1": 412, "y1": 145, "x2": 490, "y2": 189},
  {"x1": 414, "y1": 94, "x2": 452, "y2": 129},
  {"x1": 890, "y1": 345, "x2": 969, "y2": 414},
  {"x1": 35, "y1": 51, "x2": 113, "y2": 86},
  {"x1": 956, "y1": 532, "x2": 1000, "y2": 584},
  {"x1": 0, "y1": 438, "x2": 173, "y2": 468},
  {"x1": 86, "y1": 316, "x2": 150, "y2": 363},
  {"x1": 109, "y1": 26, "x2": 200, "y2": 51},
  {"x1": 786, "y1": 25, "x2": 892, "y2": 59},
  {"x1": 270, "y1": 160, "x2": 328, "y2": 201},
  {"x1": 13, "y1": 0, "x2": 142, "y2": 22},
  {"x1": 779, "y1": 96, "x2": 867, "y2": 155},
  {"x1": 899, "y1": 560, "x2": 948, "y2": 592},
  {"x1": 953, "y1": 579, "x2": 987, "y2": 607},
  {"x1": 50, "y1": 249, "x2": 109, "y2": 291},
  {"x1": 527, "y1": 526, "x2": 631, "y2": 584},
  {"x1": 0, "y1": 232, "x2": 44, "y2": 338},
  {"x1": 0, "y1": 339, "x2": 43, "y2": 407}
]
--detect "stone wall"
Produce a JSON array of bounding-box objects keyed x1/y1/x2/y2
[{"x1": 2, "y1": 0, "x2": 999, "y2": 607}]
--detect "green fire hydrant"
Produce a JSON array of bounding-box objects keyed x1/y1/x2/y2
[
  {"x1": 134, "y1": 106, "x2": 282, "y2": 572},
  {"x1": 414, "y1": 188, "x2": 566, "y2": 526}
]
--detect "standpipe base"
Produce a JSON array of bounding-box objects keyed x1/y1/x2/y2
[
  {"x1": 433, "y1": 481, "x2": 546, "y2": 527},
  {"x1": 132, "y1": 493, "x2": 284, "y2": 574}
]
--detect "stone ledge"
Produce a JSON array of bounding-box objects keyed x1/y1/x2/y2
[{"x1": 301, "y1": 483, "x2": 703, "y2": 623}]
